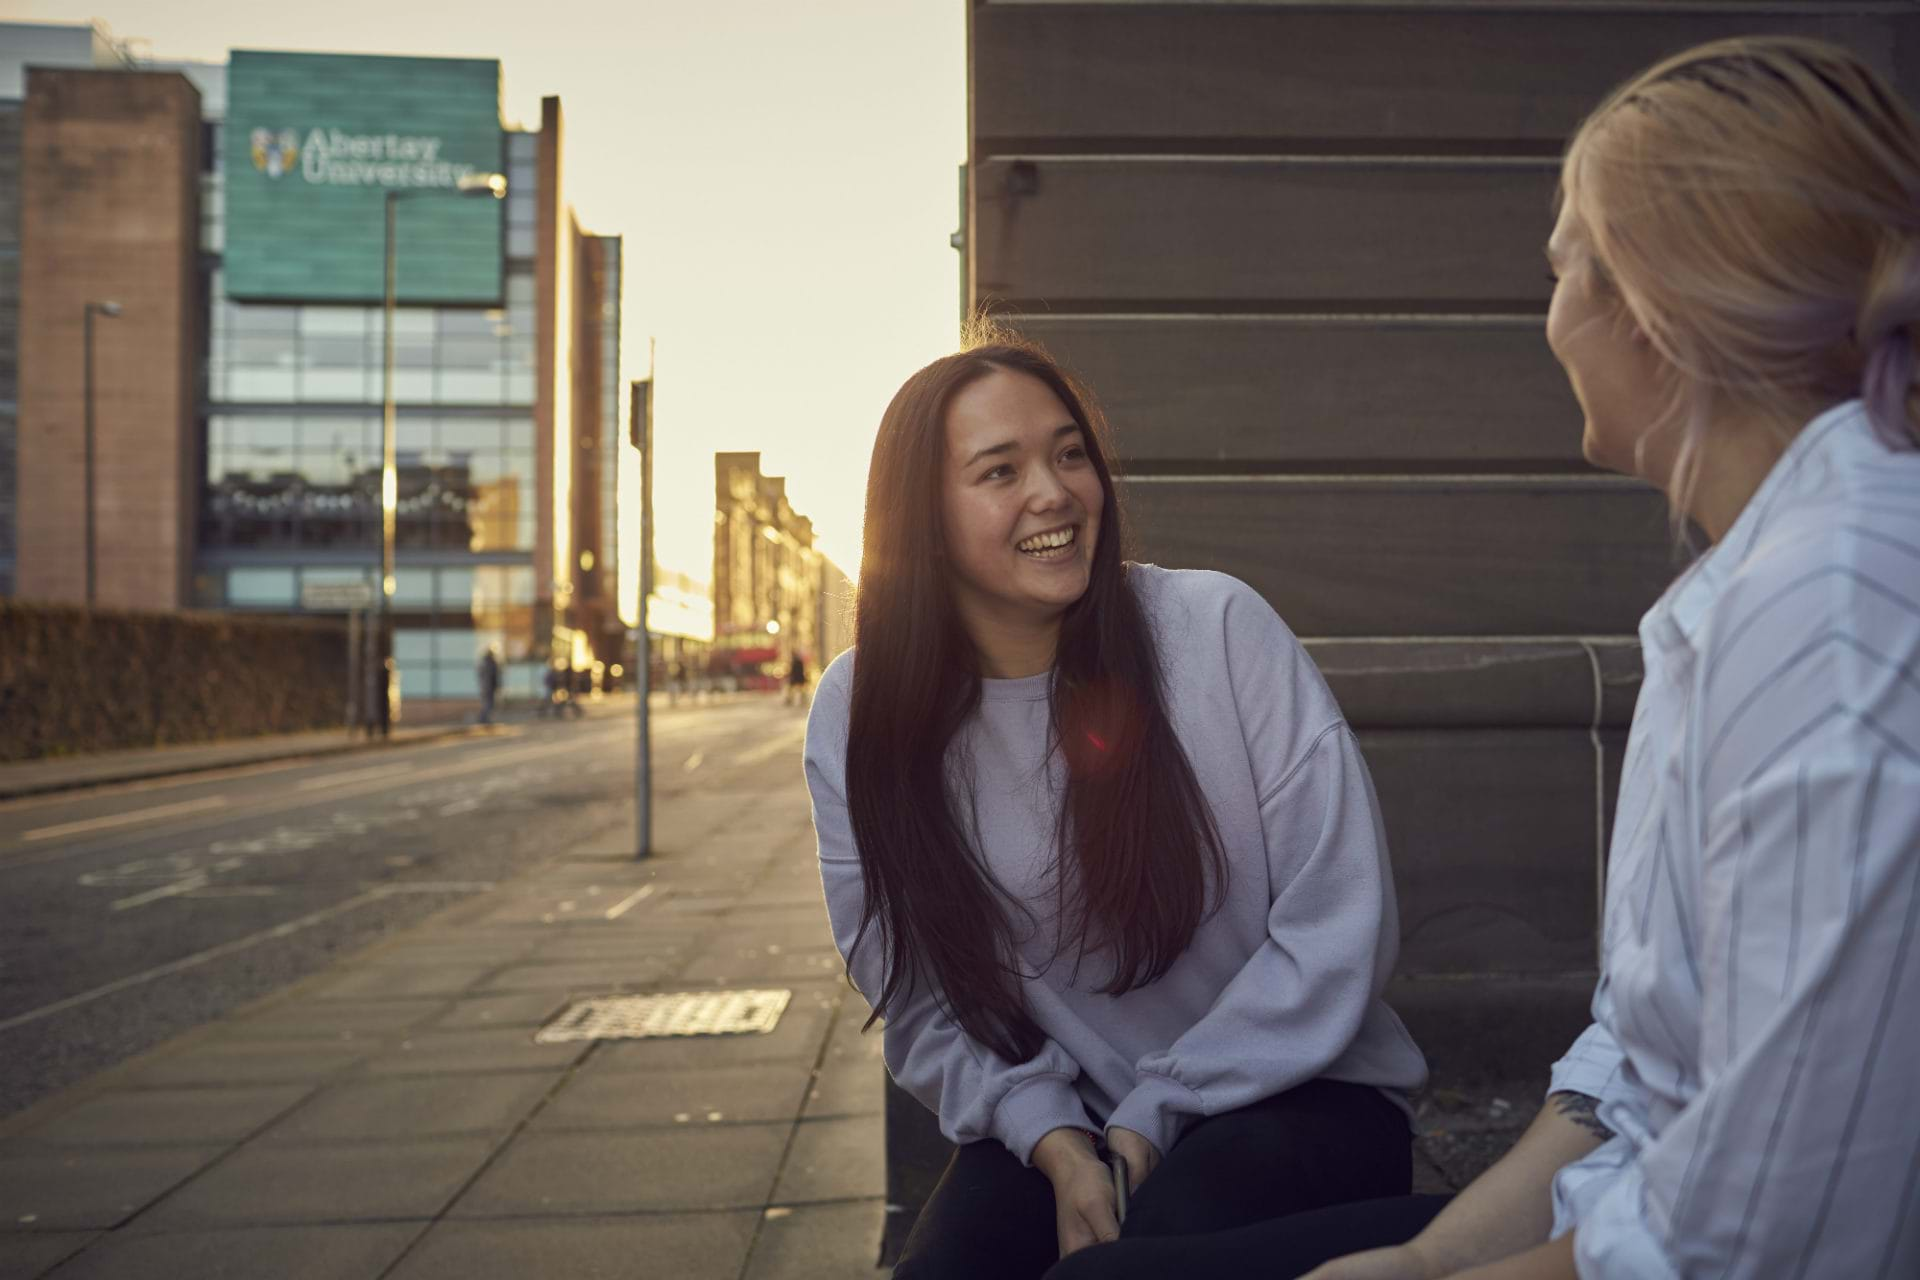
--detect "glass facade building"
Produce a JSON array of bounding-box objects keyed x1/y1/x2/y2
[
  {"x1": 3, "y1": 44, "x2": 635, "y2": 702},
  {"x1": 191, "y1": 79, "x2": 584, "y2": 707}
]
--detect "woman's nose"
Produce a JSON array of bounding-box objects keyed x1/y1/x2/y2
[{"x1": 1026, "y1": 466, "x2": 1073, "y2": 511}]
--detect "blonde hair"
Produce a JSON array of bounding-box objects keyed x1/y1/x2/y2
[{"x1": 1561, "y1": 36, "x2": 1920, "y2": 515}]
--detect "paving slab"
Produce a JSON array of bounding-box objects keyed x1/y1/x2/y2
[
  {"x1": 304, "y1": 962, "x2": 502, "y2": 1001},
  {"x1": 474, "y1": 957, "x2": 678, "y2": 994},
  {"x1": 355, "y1": 942, "x2": 540, "y2": 969},
  {"x1": 802, "y1": 1051, "x2": 883, "y2": 1120},
  {"x1": 449, "y1": 1124, "x2": 789, "y2": 1215},
  {"x1": 256, "y1": 1074, "x2": 555, "y2": 1145},
  {"x1": 699, "y1": 917, "x2": 839, "y2": 952},
  {"x1": 676, "y1": 944, "x2": 849, "y2": 985},
  {"x1": 503, "y1": 858, "x2": 658, "y2": 885},
  {"x1": 387, "y1": 1212, "x2": 759, "y2": 1280},
  {"x1": 772, "y1": 1116, "x2": 886, "y2": 1204},
  {"x1": 134, "y1": 1136, "x2": 496, "y2": 1228},
  {"x1": 424, "y1": 992, "x2": 567, "y2": 1032},
  {"x1": 214, "y1": 999, "x2": 451, "y2": 1042},
  {"x1": 530, "y1": 1061, "x2": 813, "y2": 1131},
  {"x1": 526, "y1": 934, "x2": 705, "y2": 965},
  {"x1": 0, "y1": 1147, "x2": 227, "y2": 1230},
  {"x1": 654, "y1": 894, "x2": 746, "y2": 917},
  {"x1": 0, "y1": 1231, "x2": 95, "y2": 1280},
  {"x1": 742, "y1": 1200, "x2": 889, "y2": 1280},
  {"x1": 356, "y1": 1028, "x2": 590, "y2": 1077},
  {"x1": 118, "y1": 1043, "x2": 370, "y2": 1089},
  {"x1": 10, "y1": 1087, "x2": 312, "y2": 1148},
  {"x1": 43, "y1": 1223, "x2": 423, "y2": 1279}
]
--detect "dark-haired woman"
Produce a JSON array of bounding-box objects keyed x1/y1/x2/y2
[{"x1": 804, "y1": 337, "x2": 1428, "y2": 1278}]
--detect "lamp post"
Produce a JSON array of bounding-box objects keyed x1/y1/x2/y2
[
  {"x1": 369, "y1": 172, "x2": 507, "y2": 734},
  {"x1": 82, "y1": 300, "x2": 122, "y2": 607}
]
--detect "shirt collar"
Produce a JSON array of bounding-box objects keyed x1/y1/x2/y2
[{"x1": 1640, "y1": 398, "x2": 1870, "y2": 654}]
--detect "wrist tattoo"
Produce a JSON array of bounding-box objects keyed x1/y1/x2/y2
[{"x1": 1550, "y1": 1091, "x2": 1616, "y2": 1141}]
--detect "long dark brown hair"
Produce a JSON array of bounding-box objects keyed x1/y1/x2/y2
[{"x1": 844, "y1": 333, "x2": 1227, "y2": 1064}]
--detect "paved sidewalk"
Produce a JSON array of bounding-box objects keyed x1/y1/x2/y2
[{"x1": 0, "y1": 754, "x2": 886, "y2": 1279}]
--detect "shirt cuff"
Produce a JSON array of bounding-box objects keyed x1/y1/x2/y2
[
  {"x1": 1572, "y1": 1162, "x2": 1681, "y2": 1280},
  {"x1": 1549, "y1": 1023, "x2": 1627, "y2": 1104},
  {"x1": 990, "y1": 1072, "x2": 1096, "y2": 1167},
  {"x1": 1104, "y1": 1070, "x2": 1206, "y2": 1158}
]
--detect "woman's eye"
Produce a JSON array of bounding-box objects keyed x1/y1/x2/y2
[
  {"x1": 982, "y1": 465, "x2": 1013, "y2": 481},
  {"x1": 1060, "y1": 445, "x2": 1087, "y2": 464}
]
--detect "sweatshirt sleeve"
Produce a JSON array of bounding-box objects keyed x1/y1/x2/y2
[
  {"x1": 1104, "y1": 583, "x2": 1412, "y2": 1155},
  {"x1": 804, "y1": 657, "x2": 1098, "y2": 1165}
]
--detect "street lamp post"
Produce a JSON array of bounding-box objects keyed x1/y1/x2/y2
[
  {"x1": 369, "y1": 173, "x2": 507, "y2": 734},
  {"x1": 82, "y1": 300, "x2": 122, "y2": 607}
]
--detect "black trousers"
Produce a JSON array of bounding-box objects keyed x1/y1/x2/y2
[
  {"x1": 892, "y1": 1078, "x2": 1415, "y2": 1280},
  {"x1": 1043, "y1": 1193, "x2": 1452, "y2": 1280}
]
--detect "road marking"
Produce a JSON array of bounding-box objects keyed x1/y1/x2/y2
[
  {"x1": 438, "y1": 797, "x2": 481, "y2": 816},
  {"x1": 0, "y1": 888, "x2": 389, "y2": 1033},
  {"x1": 0, "y1": 879, "x2": 502, "y2": 1033},
  {"x1": 684, "y1": 751, "x2": 705, "y2": 773},
  {"x1": 112, "y1": 874, "x2": 210, "y2": 912},
  {"x1": 2, "y1": 728, "x2": 633, "y2": 868},
  {"x1": 296, "y1": 764, "x2": 411, "y2": 792},
  {"x1": 22, "y1": 796, "x2": 229, "y2": 843},
  {"x1": 604, "y1": 884, "x2": 656, "y2": 920}
]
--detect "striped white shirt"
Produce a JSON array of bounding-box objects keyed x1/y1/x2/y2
[{"x1": 1548, "y1": 398, "x2": 1920, "y2": 1279}]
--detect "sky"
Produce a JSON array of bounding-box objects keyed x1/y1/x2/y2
[{"x1": 12, "y1": 0, "x2": 968, "y2": 584}]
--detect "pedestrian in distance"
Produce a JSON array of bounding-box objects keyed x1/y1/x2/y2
[
  {"x1": 803, "y1": 330, "x2": 1428, "y2": 1279},
  {"x1": 785, "y1": 652, "x2": 809, "y2": 707},
  {"x1": 1046, "y1": 35, "x2": 1920, "y2": 1280},
  {"x1": 540, "y1": 662, "x2": 561, "y2": 720},
  {"x1": 476, "y1": 646, "x2": 500, "y2": 725}
]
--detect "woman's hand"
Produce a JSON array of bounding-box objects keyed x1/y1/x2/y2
[
  {"x1": 1032, "y1": 1127, "x2": 1121, "y2": 1259},
  {"x1": 1104, "y1": 1125, "x2": 1161, "y2": 1193}
]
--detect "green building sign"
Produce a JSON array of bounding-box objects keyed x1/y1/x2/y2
[{"x1": 225, "y1": 50, "x2": 505, "y2": 304}]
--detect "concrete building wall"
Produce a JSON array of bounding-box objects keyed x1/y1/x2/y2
[
  {"x1": 17, "y1": 69, "x2": 200, "y2": 611},
  {"x1": 533, "y1": 96, "x2": 567, "y2": 658},
  {"x1": 0, "y1": 102, "x2": 20, "y2": 598},
  {"x1": 569, "y1": 231, "x2": 625, "y2": 667},
  {"x1": 967, "y1": 0, "x2": 1920, "y2": 977}
]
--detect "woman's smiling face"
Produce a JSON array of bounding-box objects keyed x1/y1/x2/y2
[
  {"x1": 1545, "y1": 202, "x2": 1675, "y2": 482},
  {"x1": 939, "y1": 366, "x2": 1105, "y2": 638}
]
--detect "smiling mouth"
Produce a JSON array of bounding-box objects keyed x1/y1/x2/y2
[{"x1": 1016, "y1": 526, "x2": 1077, "y2": 560}]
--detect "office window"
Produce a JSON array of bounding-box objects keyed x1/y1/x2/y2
[{"x1": 227, "y1": 567, "x2": 296, "y2": 607}]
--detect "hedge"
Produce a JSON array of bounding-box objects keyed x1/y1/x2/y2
[{"x1": 0, "y1": 601, "x2": 350, "y2": 762}]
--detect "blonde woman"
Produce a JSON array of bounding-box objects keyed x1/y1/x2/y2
[{"x1": 1048, "y1": 34, "x2": 1920, "y2": 1280}]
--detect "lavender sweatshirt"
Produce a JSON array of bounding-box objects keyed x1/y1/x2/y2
[{"x1": 805, "y1": 564, "x2": 1427, "y2": 1165}]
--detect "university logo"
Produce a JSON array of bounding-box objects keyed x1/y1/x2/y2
[{"x1": 250, "y1": 128, "x2": 300, "y2": 179}]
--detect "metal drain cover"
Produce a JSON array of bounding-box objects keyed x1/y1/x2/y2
[{"x1": 535, "y1": 989, "x2": 793, "y2": 1043}]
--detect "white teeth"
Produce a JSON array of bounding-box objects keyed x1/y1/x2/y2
[{"x1": 1018, "y1": 528, "x2": 1075, "y2": 553}]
